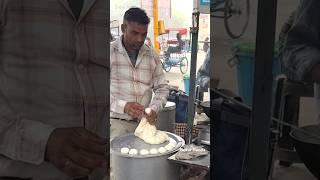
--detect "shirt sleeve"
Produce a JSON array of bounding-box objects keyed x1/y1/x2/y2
[
  {"x1": 149, "y1": 51, "x2": 169, "y2": 114},
  {"x1": 110, "y1": 94, "x2": 127, "y2": 114},
  {"x1": 0, "y1": 2, "x2": 56, "y2": 164},
  {"x1": 109, "y1": 44, "x2": 128, "y2": 114},
  {"x1": 282, "y1": 0, "x2": 320, "y2": 81},
  {"x1": 0, "y1": 94, "x2": 55, "y2": 165}
]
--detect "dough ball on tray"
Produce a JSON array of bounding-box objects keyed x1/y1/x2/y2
[
  {"x1": 129, "y1": 148, "x2": 138, "y2": 155},
  {"x1": 120, "y1": 147, "x2": 130, "y2": 154},
  {"x1": 140, "y1": 149, "x2": 149, "y2": 155}
]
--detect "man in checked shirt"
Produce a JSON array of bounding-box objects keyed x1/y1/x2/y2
[{"x1": 110, "y1": 7, "x2": 169, "y2": 141}]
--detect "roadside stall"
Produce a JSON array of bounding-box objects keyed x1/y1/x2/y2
[{"x1": 110, "y1": 0, "x2": 211, "y2": 179}]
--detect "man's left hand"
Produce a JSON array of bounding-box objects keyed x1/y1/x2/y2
[{"x1": 145, "y1": 110, "x2": 157, "y2": 125}]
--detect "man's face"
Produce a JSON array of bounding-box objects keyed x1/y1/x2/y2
[{"x1": 121, "y1": 21, "x2": 148, "y2": 51}]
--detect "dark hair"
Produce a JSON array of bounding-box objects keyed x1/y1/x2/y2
[
  {"x1": 176, "y1": 33, "x2": 181, "y2": 39},
  {"x1": 123, "y1": 7, "x2": 150, "y2": 25}
]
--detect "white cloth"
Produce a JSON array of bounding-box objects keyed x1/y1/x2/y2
[
  {"x1": 134, "y1": 109, "x2": 169, "y2": 144},
  {"x1": 134, "y1": 117, "x2": 169, "y2": 144}
]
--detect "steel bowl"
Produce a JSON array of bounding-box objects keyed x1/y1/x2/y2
[
  {"x1": 111, "y1": 132, "x2": 185, "y2": 180},
  {"x1": 290, "y1": 125, "x2": 320, "y2": 179}
]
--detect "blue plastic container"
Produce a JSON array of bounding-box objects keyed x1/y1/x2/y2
[
  {"x1": 233, "y1": 42, "x2": 281, "y2": 105},
  {"x1": 183, "y1": 74, "x2": 190, "y2": 95},
  {"x1": 167, "y1": 90, "x2": 189, "y2": 123}
]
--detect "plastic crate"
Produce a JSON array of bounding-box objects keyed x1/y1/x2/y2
[{"x1": 168, "y1": 89, "x2": 188, "y2": 123}]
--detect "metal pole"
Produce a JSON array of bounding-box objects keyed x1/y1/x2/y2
[
  {"x1": 249, "y1": 0, "x2": 277, "y2": 179},
  {"x1": 210, "y1": 3, "x2": 214, "y2": 179},
  {"x1": 186, "y1": 10, "x2": 200, "y2": 144},
  {"x1": 153, "y1": 0, "x2": 160, "y2": 53}
]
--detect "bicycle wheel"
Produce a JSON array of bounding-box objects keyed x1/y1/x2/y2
[
  {"x1": 163, "y1": 62, "x2": 171, "y2": 72},
  {"x1": 161, "y1": 59, "x2": 171, "y2": 72},
  {"x1": 159, "y1": 55, "x2": 171, "y2": 72},
  {"x1": 179, "y1": 57, "x2": 188, "y2": 74},
  {"x1": 224, "y1": 0, "x2": 250, "y2": 39}
]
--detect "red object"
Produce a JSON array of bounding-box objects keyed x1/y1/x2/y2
[
  {"x1": 167, "y1": 39, "x2": 178, "y2": 45},
  {"x1": 163, "y1": 28, "x2": 188, "y2": 45},
  {"x1": 165, "y1": 28, "x2": 188, "y2": 35}
]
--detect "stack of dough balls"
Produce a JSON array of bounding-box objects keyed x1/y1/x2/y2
[
  {"x1": 120, "y1": 147, "x2": 138, "y2": 155},
  {"x1": 134, "y1": 108, "x2": 169, "y2": 144},
  {"x1": 120, "y1": 138, "x2": 178, "y2": 156}
]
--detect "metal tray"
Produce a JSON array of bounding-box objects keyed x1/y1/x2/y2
[{"x1": 111, "y1": 132, "x2": 185, "y2": 158}]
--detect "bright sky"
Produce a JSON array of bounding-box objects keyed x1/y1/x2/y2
[
  {"x1": 171, "y1": 0, "x2": 193, "y2": 17},
  {"x1": 110, "y1": 0, "x2": 193, "y2": 25},
  {"x1": 110, "y1": 0, "x2": 209, "y2": 40}
]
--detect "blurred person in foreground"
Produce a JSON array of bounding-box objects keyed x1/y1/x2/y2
[{"x1": 0, "y1": 0, "x2": 109, "y2": 179}]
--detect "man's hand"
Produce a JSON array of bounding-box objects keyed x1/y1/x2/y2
[
  {"x1": 45, "y1": 127, "x2": 108, "y2": 178},
  {"x1": 145, "y1": 109, "x2": 157, "y2": 125},
  {"x1": 124, "y1": 102, "x2": 144, "y2": 118}
]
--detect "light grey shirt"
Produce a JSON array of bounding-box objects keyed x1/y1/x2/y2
[{"x1": 280, "y1": 0, "x2": 320, "y2": 124}]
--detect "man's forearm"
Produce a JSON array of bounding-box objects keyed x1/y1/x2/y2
[
  {"x1": 0, "y1": 91, "x2": 56, "y2": 164},
  {"x1": 0, "y1": 116, "x2": 55, "y2": 164}
]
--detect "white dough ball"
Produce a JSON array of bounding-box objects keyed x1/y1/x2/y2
[
  {"x1": 140, "y1": 149, "x2": 149, "y2": 155},
  {"x1": 129, "y1": 148, "x2": 138, "y2": 155},
  {"x1": 120, "y1": 147, "x2": 130, "y2": 154},
  {"x1": 165, "y1": 143, "x2": 174, "y2": 151},
  {"x1": 158, "y1": 147, "x2": 167, "y2": 153},
  {"x1": 150, "y1": 148, "x2": 158, "y2": 154},
  {"x1": 145, "y1": 108, "x2": 152, "y2": 114}
]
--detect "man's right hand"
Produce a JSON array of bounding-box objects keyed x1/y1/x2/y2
[
  {"x1": 124, "y1": 102, "x2": 144, "y2": 118},
  {"x1": 45, "y1": 127, "x2": 107, "y2": 178}
]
